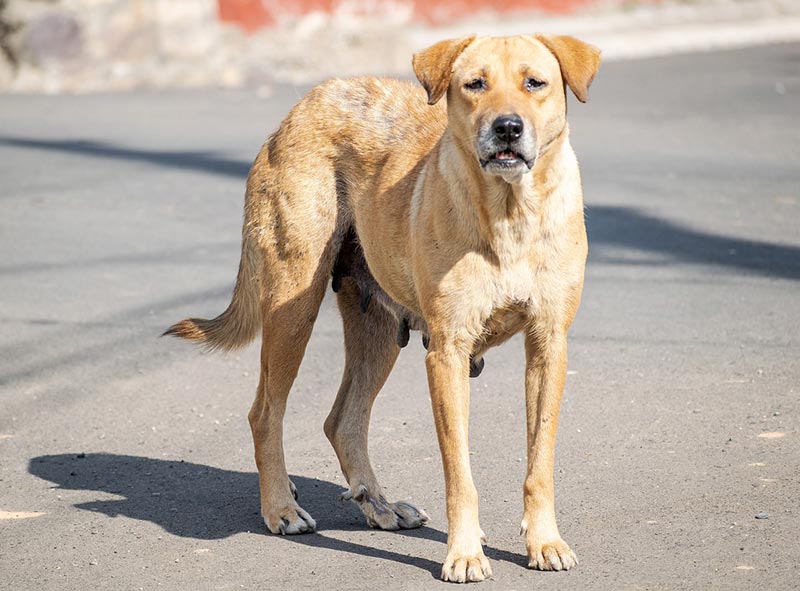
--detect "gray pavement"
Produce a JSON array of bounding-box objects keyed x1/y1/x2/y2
[{"x1": 1, "y1": 44, "x2": 799, "y2": 591}]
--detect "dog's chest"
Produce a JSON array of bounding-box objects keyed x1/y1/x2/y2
[
  {"x1": 479, "y1": 261, "x2": 537, "y2": 340},
  {"x1": 474, "y1": 237, "x2": 575, "y2": 349}
]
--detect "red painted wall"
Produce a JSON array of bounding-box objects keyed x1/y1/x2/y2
[
  {"x1": 217, "y1": 0, "x2": 617, "y2": 32},
  {"x1": 414, "y1": 0, "x2": 599, "y2": 24}
]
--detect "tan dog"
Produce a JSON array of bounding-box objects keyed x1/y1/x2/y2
[{"x1": 166, "y1": 34, "x2": 600, "y2": 583}]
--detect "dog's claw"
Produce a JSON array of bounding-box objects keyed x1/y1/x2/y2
[
  {"x1": 343, "y1": 484, "x2": 428, "y2": 530},
  {"x1": 265, "y1": 505, "x2": 316, "y2": 535},
  {"x1": 527, "y1": 541, "x2": 578, "y2": 571},
  {"x1": 522, "y1": 520, "x2": 578, "y2": 571},
  {"x1": 421, "y1": 333, "x2": 429, "y2": 350},
  {"x1": 340, "y1": 490, "x2": 352, "y2": 501},
  {"x1": 441, "y1": 549, "x2": 492, "y2": 583},
  {"x1": 393, "y1": 501, "x2": 430, "y2": 528}
]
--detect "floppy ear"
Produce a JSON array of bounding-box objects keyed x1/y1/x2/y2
[
  {"x1": 535, "y1": 35, "x2": 601, "y2": 103},
  {"x1": 412, "y1": 35, "x2": 476, "y2": 105}
]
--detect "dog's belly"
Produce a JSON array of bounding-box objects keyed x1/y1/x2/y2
[{"x1": 332, "y1": 227, "x2": 428, "y2": 348}]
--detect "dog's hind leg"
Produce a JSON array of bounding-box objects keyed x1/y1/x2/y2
[
  {"x1": 244, "y1": 146, "x2": 344, "y2": 534},
  {"x1": 248, "y1": 258, "x2": 333, "y2": 534},
  {"x1": 324, "y1": 280, "x2": 429, "y2": 530}
]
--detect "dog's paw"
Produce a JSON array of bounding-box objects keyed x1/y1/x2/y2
[
  {"x1": 526, "y1": 539, "x2": 577, "y2": 571},
  {"x1": 263, "y1": 504, "x2": 316, "y2": 535},
  {"x1": 441, "y1": 548, "x2": 492, "y2": 583},
  {"x1": 520, "y1": 517, "x2": 577, "y2": 571},
  {"x1": 523, "y1": 533, "x2": 577, "y2": 570},
  {"x1": 342, "y1": 484, "x2": 429, "y2": 530}
]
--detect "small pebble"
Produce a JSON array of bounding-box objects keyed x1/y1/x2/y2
[{"x1": 754, "y1": 512, "x2": 769, "y2": 520}]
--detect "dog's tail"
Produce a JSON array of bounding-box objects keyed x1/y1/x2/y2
[{"x1": 163, "y1": 235, "x2": 261, "y2": 352}]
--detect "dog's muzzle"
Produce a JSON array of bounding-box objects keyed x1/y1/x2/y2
[{"x1": 477, "y1": 114, "x2": 535, "y2": 175}]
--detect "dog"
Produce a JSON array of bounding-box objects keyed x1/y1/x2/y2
[{"x1": 166, "y1": 34, "x2": 600, "y2": 583}]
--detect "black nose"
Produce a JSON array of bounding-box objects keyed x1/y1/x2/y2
[{"x1": 493, "y1": 115, "x2": 524, "y2": 142}]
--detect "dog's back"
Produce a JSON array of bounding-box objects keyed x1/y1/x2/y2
[
  {"x1": 263, "y1": 77, "x2": 447, "y2": 206},
  {"x1": 165, "y1": 77, "x2": 444, "y2": 351}
]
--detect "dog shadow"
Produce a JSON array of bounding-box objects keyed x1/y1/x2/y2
[{"x1": 29, "y1": 453, "x2": 526, "y2": 577}]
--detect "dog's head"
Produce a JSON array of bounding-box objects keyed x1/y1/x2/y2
[{"x1": 413, "y1": 35, "x2": 600, "y2": 183}]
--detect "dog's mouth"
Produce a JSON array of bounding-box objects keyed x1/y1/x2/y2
[{"x1": 480, "y1": 149, "x2": 533, "y2": 171}]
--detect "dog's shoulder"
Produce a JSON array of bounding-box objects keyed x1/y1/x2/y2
[
  {"x1": 293, "y1": 77, "x2": 446, "y2": 141},
  {"x1": 311, "y1": 77, "x2": 425, "y2": 110}
]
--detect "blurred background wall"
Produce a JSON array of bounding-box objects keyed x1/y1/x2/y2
[
  {"x1": 216, "y1": 0, "x2": 612, "y2": 30},
  {"x1": 0, "y1": 0, "x2": 795, "y2": 93}
]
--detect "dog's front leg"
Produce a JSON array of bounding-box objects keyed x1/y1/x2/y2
[
  {"x1": 520, "y1": 329, "x2": 578, "y2": 571},
  {"x1": 426, "y1": 339, "x2": 492, "y2": 583}
]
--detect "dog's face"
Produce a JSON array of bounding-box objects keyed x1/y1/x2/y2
[{"x1": 413, "y1": 35, "x2": 601, "y2": 183}]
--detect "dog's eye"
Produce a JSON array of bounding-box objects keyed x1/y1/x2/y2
[
  {"x1": 525, "y1": 77, "x2": 547, "y2": 92},
  {"x1": 464, "y1": 78, "x2": 487, "y2": 92}
]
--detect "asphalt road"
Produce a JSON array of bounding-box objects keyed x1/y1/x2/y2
[{"x1": 1, "y1": 44, "x2": 799, "y2": 591}]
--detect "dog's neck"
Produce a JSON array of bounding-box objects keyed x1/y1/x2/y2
[{"x1": 440, "y1": 125, "x2": 577, "y2": 265}]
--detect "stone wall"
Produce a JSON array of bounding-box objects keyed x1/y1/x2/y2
[
  {"x1": 1, "y1": 0, "x2": 452, "y2": 92},
  {"x1": 1, "y1": 0, "x2": 229, "y2": 92}
]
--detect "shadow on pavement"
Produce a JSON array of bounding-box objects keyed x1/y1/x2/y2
[
  {"x1": 0, "y1": 136, "x2": 250, "y2": 179},
  {"x1": 0, "y1": 283, "x2": 234, "y2": 387},
  {"x1": 29, "y1": 453, "x2": 527, "y2": 578},
  {"x1": 5, "y1": 135, "x2": 797, "y2": 280},
  {"x1": 0, "y1": 241, "x2": 237, "y2": 277},
  {"x1": 587, "y1": 205, "x2": 800, "y2": 280}
]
